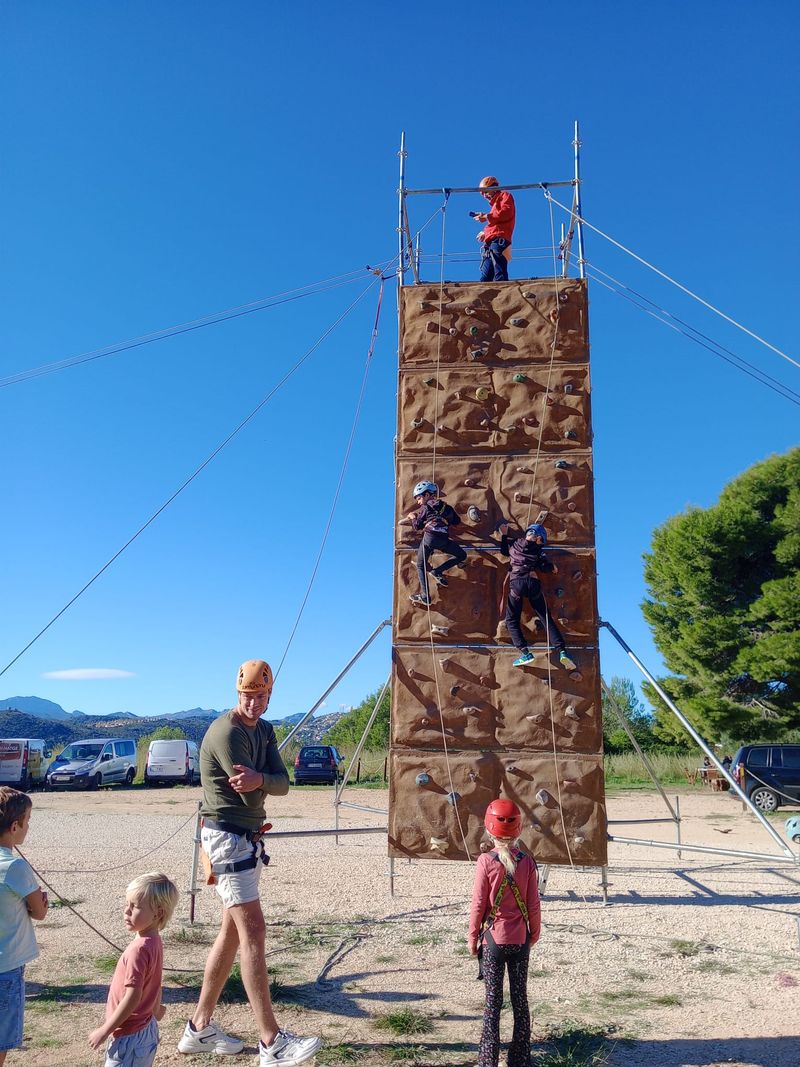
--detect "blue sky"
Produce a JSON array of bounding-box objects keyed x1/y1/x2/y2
[{"x1": 1, "y1": 2, "x2": 796, "y2": 721}]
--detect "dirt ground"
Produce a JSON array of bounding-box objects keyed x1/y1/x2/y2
[{"x1": 10, "y1": 785, "x2": 800, "y2": 1067}]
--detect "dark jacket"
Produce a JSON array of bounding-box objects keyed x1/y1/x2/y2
[
  {"x1": 411, "y1": 499, "x2": 461, "y2": 536},
  {"x1": 500, "y1": 533, "x2": 555, "y2": 579}
]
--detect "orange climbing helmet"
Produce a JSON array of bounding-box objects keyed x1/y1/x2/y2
[
  {"x1": 484, "y1": 798, "x2": 521, "y2": 839},
  {"x1": 237, "y1": 659, "x2": 274, "y2": 695},
  {"x1": 479, "y1": 175, "x2": 500, "y2": 190}
]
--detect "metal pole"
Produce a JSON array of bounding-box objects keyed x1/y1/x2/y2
[
  {"x1": 265, "y1": 826, "x2": 386, "y2": 839},
  {"x1": 573, "y1": 120, "x2": 586, "y2": 279},
  {"x1": 398, "y1": 132, "x2": 407, "y2": 290},
  {"x1": 601, "y1": 676, "x2": 678, "y2": 823},
  {"x1": 676, "y1": 795, "x2": 682, "y2": 860},
  {"x1": 415, "y1": 233, "x2": 421, "y2": 282},
  {"x1": 188, "y1": 801, "x2": 202, "y2": 925},
  {"x1": 336, "y1": 673, "x2": 391, "y2": 805},
  {"x1": 389, "y1": 855, "x2": 396, "y2": 897},
  {"x1": 600, "y1": 866, "x2": 608, "y2": 905},
  {"x1": 600, "y1": 620, "x2": 793, "y2": 858},
  {"x1": 608, "y1": 834, "x2": 798, "y2": 865},
  {"x1": 278, "y1": 619, "x2": 391, "y2": 751}
]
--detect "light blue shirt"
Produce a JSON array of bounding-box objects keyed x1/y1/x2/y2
[{"x1": 0, "y1": 846, "x2": 39, "y2": 972}]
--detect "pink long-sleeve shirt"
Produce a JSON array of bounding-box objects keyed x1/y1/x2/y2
[{"x1": 469, "y1": 850, "x2": 541, "y2": 947}]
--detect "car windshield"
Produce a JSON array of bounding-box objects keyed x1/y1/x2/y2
[
  {"x1": 58, "y1": 744, "x2": 104, "y2": 761},
  {"x1": 300, "y1": 748, "x2": 329, "y2": 760}
]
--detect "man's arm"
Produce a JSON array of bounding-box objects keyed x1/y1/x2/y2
[{"x1": 227, "y1": 724, "x2": 289, "y2": 804}]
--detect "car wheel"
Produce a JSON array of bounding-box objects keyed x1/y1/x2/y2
[
  {"x1": 90, "y1": 773, "x2": 102, "y2": 791},
  {"x1": 750, "y1": 786, "x2": 779, "y2": 812},
  {"x1": 125, "y1": 768, "x2": 135, "y2": 786}
]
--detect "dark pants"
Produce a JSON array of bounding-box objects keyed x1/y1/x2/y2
[
  {"x1": 505, "y1": 576, "x2": 565, "y2": 652},
  {"x1": 417, "y1": 531, "x2": 467, "y2": 596},
  {"x1": 480, "y1": 238, "x2": 510, "y2": 282},
  {"x1": 477, "y1": 935, "x2": 531, "y2": 1067}
]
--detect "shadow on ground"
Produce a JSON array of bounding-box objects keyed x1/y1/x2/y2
[{"x1": 608, "y1": 1035, "x2": 800, "y2": 1067}]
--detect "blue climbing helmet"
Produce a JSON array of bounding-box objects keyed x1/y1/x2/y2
[
  {"x1": 413, "y1": 480, "x2": 438, "y2": 498},
  {"x1": 525, "y1": 523, "x2": 547, "y2": 543}
]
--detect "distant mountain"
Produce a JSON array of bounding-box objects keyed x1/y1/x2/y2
[
  {"x1": 0, "y1": 697, "x2": 76, "y2": 721},
  {"x1": 0, "y1": 711, "x2": 89, "y2": 745},
  {"x1": 170, "y1": 708, "x2": 221, "y2": 721}
]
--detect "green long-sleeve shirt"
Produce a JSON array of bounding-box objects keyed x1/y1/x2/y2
[{"x1": 200, "y1": 711, "x2": 289, "y2": 831}]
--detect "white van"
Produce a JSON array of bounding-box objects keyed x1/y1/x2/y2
[
  {"x1": 46, "y1": 738, "x2": 137, "y2": 790},
  {"x1": 0, "y1": 739, "x2": 52, "y2": 791},
  {"x1": 144, "y1": 739, "x2": 199, "y2": 786}
]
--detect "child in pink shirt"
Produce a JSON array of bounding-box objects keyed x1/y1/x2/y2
[
  {"x1": 88, "y1": 872, "x2": 178, "y2": 1067},
  {"x1": 468, "y1": 799, "x2": 541, "y2": 1067}
]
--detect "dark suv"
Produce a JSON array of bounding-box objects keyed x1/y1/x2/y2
[
  {"x1": 731, "y1": 744, "x2": 800, "y2": 812},
  {"x1": 293, "y1": 745, "x2": 344, "y2": 785}
]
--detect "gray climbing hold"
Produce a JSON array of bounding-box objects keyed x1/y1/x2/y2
[
  {"x1": 446, "y1": 791, "x2": 461, "y2": 806},
  {"x1": 535, "y1": 789, "x2": 550, "y2": 805},
  {"x1": 564, "y1": 429, "x2": 577, "y2": 440},
  {"x1": 415, "y1": 772, "x2": 430, "y2": 786},
  {"x1": 510, "y1": 317, "x2": 526, "y2": 326},
  {"x1": 467, "y1": 505, "x2": 481, "y2": 522},
  {"x1": 555, "y1": 587, "x2": 564, "y2": 598},
  {"x1": 564, "y1": 383, "x2": 574, "y2": 394},
  {"x1": 555, "y1": 460, "x2": 569, "y2": 470},
  {"x1": 423, "y1": 377, "x2": 436, "y2": 386}
]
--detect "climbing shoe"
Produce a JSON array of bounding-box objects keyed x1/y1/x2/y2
[
  {"x1": 513, "y1": 651, "x2": 535, "y2": 668},
  {"x1": 559, "y1": 651, "x2": 577, "y2": 671},
  {"x1": 430, "y1": 571, "x2": 449, "y2": 587},
  {"x1": 409, "y1": 593, "x2": 432, "y2": 606}
]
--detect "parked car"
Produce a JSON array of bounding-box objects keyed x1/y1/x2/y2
[
  {"x1": 731, "y1": 744, "x2": 800, "y2": 812},
  {"x1": 0, "y1": 738, "x2": 52, "y2": 791},
  {"x1": 47, "y1": 738, "x2": 137, "y2": 790},
  {"x1": 293, "y1": 745, "x2": 344, "y2": 785},
  {"x1": 144, "y1": 739, "x2": 200, "y2": 786}
]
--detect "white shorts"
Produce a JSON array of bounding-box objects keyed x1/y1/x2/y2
[{"x1": 201, "y1": 826, "x2": 263, "y2": 908}]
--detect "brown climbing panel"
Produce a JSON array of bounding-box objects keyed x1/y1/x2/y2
[{"x1": 391, "y1": 278, "x2": 605, "y2": 867}]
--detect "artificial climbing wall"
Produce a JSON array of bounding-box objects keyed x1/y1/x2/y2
[{"x1": 389, "y1": 278, "x2": 607, "y2": 866}]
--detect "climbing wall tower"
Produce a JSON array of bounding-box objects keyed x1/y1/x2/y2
[{"x1": 389, "y1": 278, "x2": 607, "y2": 866}]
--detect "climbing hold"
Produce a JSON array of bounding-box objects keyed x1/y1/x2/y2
[
  {"x1": 570, "y1": 670, "x2": 583, "y2": 681},
  {"x1": 555, "y1": 587, "x2": 564, "y2": 598},
  {"x1": 469, "y1": 348, "x2": 483, "y2": 360},
  {"x1": 516, "y1": 465, "x2": 533, "y2": 474},
  {"x1": 479, "y1": 675, "x2": 491, "y2": 688},
  {"x1": 468, "y1": 771, "x2": 478, "y2": 782},
  {"x1": 469, "y1": 325, "x2": 480, "y2": 337},
  {"x1": 449, "y1": 685, "x2": 460, "y2": 696},
  {"x1": 549, "y1": 309, "x2": 559, "y2": 325},
  {"x1": 446, "y1": 791, "x2": 461, "y2": 806},
  {"x1": 523, "y1": 416, "x2": 537, "y2": 426},
  {"x1": 423, "y1": 377, "x2": 436, "y2": 386},
  {"x1": 416, "y1": 772, "x2": 430, "y2": 786},
  {"x1": 526, "y1": 713, "x2": 545, "y2": 723},
  {"x1": 535, "y1": 789, "x2": 551, "y2": 805},
  {"x1": 522, "y1": 291, "x2": 537, "y2": 300},
  {"x1": 502, "y1": 425, "x2": 517, "y2": 434},
  {"x1": 430, "y1": 837, "x2": 448, "y2": 852},
  {"x1": 419, "y1": 301, "x2": 435, "y2": 311},
  {"x1": 572, "y1": 570, "x2": 583, "y2": 580},
  {"x1": 411, "y1": 418, "x2": 424, "y2": 429},
  {"x1": 420, "y1": 717, "x2": 429, "y2": 726},
  {"x1": 439, "y1": 657, "x2": 452, "y2": 670},
  {"x1": 514, "y1": 492, "x2": 524, "y2": 502},
  {"x1": 555, "y1": 460, "x2": 569, "y2": 470},
  {"x1": 479, "y1": 417, "x2": 490, "y2": 428},
  {"x1": 545, "y1": 396, "x2": 555, "y2": 406},
  {"x1": 426, "y1": 321, "x2": 440, "y2": 333},
  {"x1": 463, "y1": 705, "x2": 479, "y2": 715},
  {"x1": 567, "y1": 502, "x2": 577, "y2": 512},
  {"x1": 510, "y1": 317, "x2": 526, "y2": 327},
  {"x1": 506, "y1": 764, "x2": 520, "y2": 775},
  {"x1": 559, "y1": 292, "x2": 569, "y2": 304},
  {"x1": 467, "y1": 505, "x2": 481, "y2": 522},
  {"x1": 564, "y1": 383, "x2": 574, "y2": 394},
  {"x1": 565, "y1": 706, "x2": 579, "y2": 720},
  {"x1": 531, "y1": 820, "x2": 541, "y2": 831},
  {"x1": 448, "y1": 327, "x2": 458, "y2": 336},
  {"x1": 431, "y1": 625, "x2": 449, "y2": 636},
  {"x1": 564, "y1": 429, "x2": 577, "y2": 440},
  {"x1": 574, "y1": 833, "x2": 586, "y2": 846},
  {"x1": 535, "y1": 509, "x2": 549, "y2": 524},
  {"x1": 562, "y1": 779, "x2": 579, "y2": 791},
  {"x1": 512, "y1": 373, "x2": 528, "y2": 383},
  {"x1": 463, "y1": 478, "x2": 478, "y2": 487},
  {"x1": 475, "y1": 386, "x2": 490, "y2": 401}
]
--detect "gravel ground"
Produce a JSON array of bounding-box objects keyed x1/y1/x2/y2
[{"x1": 10, "y1": 785, "x2": 800, "y2": 1067}]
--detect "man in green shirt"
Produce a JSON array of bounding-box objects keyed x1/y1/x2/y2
[{"x1": 178, "y1": 660, "x2": 321, "y2": 1066}]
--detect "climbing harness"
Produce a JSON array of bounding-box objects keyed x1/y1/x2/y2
[
  {"x1": 476, "y1": 851, "x2": 534, "y2": 980},
  {"x1": 200, "y1": 818, "x2": 272, "y2": 886}
]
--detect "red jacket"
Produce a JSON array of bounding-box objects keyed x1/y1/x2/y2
[
  {"x1": 469, "y1": 850, "x2": 541, "y2": 946},
  {"x1": 481, "y1": 190, "x2": 516, "y2": 243}
]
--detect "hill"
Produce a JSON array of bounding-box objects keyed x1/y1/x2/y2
[{"x1": 0, "y1": 697, "x2": 75, "y2": 721}]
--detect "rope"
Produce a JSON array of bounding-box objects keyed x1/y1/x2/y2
[
  {"x1": 0, "y1": 278, "x2": 381, "y2": 681},
  {"x1": 584, "y1": 263, "x2": 800, "y2": 408},
  {"x1": 0, "y1": 266, "x2": 390, "y2": 390},
  {"x1": 274, "y1": 279, "x2": 387, "y2": 681},
  {"x1": 38, "y1": 809, "x2": 199, "y2": 874},
  {"x1": 545, "y1": 192, "x2": 800, "y2": 372}
]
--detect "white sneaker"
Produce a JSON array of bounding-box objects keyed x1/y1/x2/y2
[
  {"x1": 259, "y1": 1030, "x2": 321, "y2": 1066},
  {"x1": 178, "y1": 1019, "x2": 245, "y2": 1055}
]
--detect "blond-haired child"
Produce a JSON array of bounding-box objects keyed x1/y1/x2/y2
[
  {"x1": 0, "y1": 787, "x2": 49, "y2": 1066},
  {"x1": 88, "y1": 872, "x2": 178, "y2": 1067}
]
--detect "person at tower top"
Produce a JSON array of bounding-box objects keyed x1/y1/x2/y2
[
  {"x1": 499, "y1": 521, "x2": 577, "y2": 671},
  {"x1": 473, "y1": 176, "x2": 516, "y2": 283}
]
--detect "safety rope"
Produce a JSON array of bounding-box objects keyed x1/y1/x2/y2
[
  {"x1": 274, "y1": 279, "x2": 387, "y2": 681},
  {"x1": 0, "y1": 278, "x2": 382, "y2": 681},
  {"x1": 584, "y1": 262, "x2": 800, "y2": 408},
  {"x1": 544, "y1": 193, "x2": 800, "y2": 372},
  {"x1": 423, "y1": 190, "x2": 472, "y2": 861}
]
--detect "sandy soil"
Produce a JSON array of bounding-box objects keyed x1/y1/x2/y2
[{"x1": 10, "y1": 784, "x2": 800, "y2": 1067}]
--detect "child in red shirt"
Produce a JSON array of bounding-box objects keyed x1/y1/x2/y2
[
  {"x1": 468, "y1": 800, "x2": 541, "y2": 1067},
  {"x1": 88, "y1": 872, "x2": 179, "y2": 1067}
]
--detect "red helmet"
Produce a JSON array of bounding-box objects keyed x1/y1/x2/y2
[{"x1": 484, "y1": 798, "x2": 521, "y2": 839}]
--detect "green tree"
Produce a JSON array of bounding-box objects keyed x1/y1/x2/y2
[
  {"x1": 601, "y1": 675, "x2": 662, "y2": 753},
  {"x1": 642, "y1": 448, "x2": 800, "y2": 740},
  {"x1": 139, "y1": 725, "x2": 187, "y2": 746},
  {"x1": 325, "y1": 686, "x2": 391, "y2": 749}
]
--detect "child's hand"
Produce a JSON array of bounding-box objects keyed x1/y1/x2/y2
[
  {"x1": 88, "y1": 1027, "x2": 108, "y2": 1050},
  {"x1": 155, "y1": 1003, "x2": 166, "y2": 1021},
  {"x1": 499, "y1": 523, "x2": 509, "y2": 535},
  {"x1": 468, "y1": 938, "x2": 478, "y2": 957}
]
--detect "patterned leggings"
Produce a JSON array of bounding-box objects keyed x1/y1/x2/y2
[{"x1": 477, "y1": 938, "x2": 531, "y2": 1067}]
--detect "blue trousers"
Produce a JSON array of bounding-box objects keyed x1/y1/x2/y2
[{"x1": 480, "y1": 238, "x2": 510, "y2": 282}]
